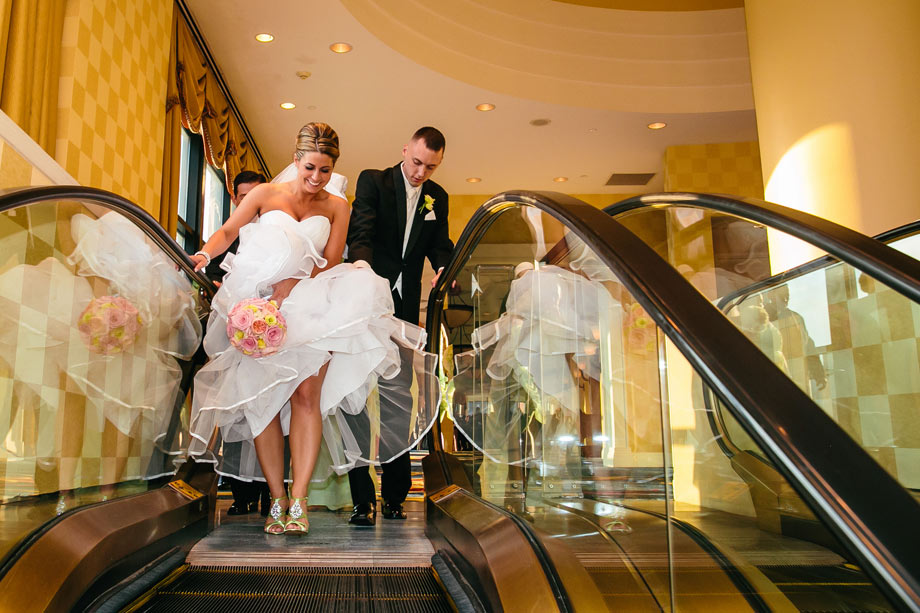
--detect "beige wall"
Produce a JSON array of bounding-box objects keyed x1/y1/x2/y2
[
  {"x1": 746, "y1": 0, "x2": 920, "y2": 239},
  {"x1": 54, "y1": 0, "x2": 173, "y2": 216}
]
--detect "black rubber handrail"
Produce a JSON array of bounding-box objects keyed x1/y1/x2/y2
[
  {"x1": 428, "y1": 190, "x2": 920, "y2": 611},
  {"x1": 0, "y1": 185, "x2": 217, "y2": 299},
  {"x1": 716, "y1": 217, "x2": 920, "y2": 314},
  {"x1": 605, "y1": 192, "x2": 920, "y2": 308}
]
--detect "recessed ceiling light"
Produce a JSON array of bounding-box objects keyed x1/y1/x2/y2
[
  {"x1": 329, "y1": 42, "x2": 353, "y2": 53},
  {"x1": 255, "y1": 33, "x2": 274, "y2": 43},
  {"x1": 280, "y1": 102, "x2": 296, "y2": 110},
  {"x1": 553, "y1": 176, "x2": 568, "y2": 183},
  {"x1": 588, "y1": 128, "x2": 598, "y2": 133},
  {"x1": 647, "y1": 122, "x2": 667, "y2": 130},
  {"x1": 466, "y1": 177, "x2": 482, "y2": 183},
  {"x1": 296, "y1": 71, "x2": 311, "y2": 80},
  {"x1": 476, "y1": 103, "x2": 495, "y2": 112}
]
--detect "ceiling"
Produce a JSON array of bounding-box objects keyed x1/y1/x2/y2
[{"x1": 184, "y1": 0, "x2": 758, "y2": 197}]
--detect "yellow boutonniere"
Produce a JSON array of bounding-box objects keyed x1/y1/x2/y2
[{"x1": 418, "y1": 194, "x2": 435, "y2": 215}]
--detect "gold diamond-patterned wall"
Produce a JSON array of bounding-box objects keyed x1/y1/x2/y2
[
  {"x1": 55, "y1": 0, "x2": 172, "y2": 216},
  {"x1": 664, "y1": 141, "x2": 764, "y2": 199},
  {"x1": 0, "y1": 141, "x2": 53, "y2": 190}
]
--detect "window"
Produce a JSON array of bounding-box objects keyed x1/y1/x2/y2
[{"x1": 175, "y1": 127, "x2": 231, "y2": 253}]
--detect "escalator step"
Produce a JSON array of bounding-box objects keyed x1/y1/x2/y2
[{"x1": 136, "y1": 566, "x2": 453, "y2": 612}]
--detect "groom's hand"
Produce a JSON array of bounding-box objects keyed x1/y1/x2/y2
[
  {"x1": 431, "y1": 267, "x2": 458, "y2": 291},
  {"x1": 269, "y1": 277, "x2": 299, "y2": 306}
]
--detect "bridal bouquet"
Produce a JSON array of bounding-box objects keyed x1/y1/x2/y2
[
  {"x1": 227, "y1": 298, "x2": 286, "y2": 357},
  {"x1": 78, "y1": 296, "x2": 143, "y2": 355}
]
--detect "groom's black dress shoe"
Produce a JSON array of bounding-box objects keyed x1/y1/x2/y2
[
  {"x1": 259, "y1": 488, "x2": 271, "y2": 517},
  {"x1": 349, "y1": 502, "x2": 376, "y2": 526},
  {"x1": 381, "y1": 501, "x2": 407, "y2": 520},
  {"x1": 227, "y1": 501, "x2": 257, "y2": 516}
]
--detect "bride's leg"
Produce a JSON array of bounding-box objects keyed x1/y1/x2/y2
[
  {"x1": 288, "y1": 362, "x2": 329, "y2": 498},
  {"x1": 253, "y1": 414, "x2": 286, "y2": 499},
  {"x1": 254, "y1": 414, "x2": 288, "y2": 534}
]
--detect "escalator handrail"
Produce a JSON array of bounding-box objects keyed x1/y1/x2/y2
[
  {"x1": 715, "y1": 217, "x2": 920, "y2": 314},
  {"x1": 874, "y1": 219, "x2": 920, "y2": 244},
  {"x1": 0, "y1": 185, "x2": 217, "y2": 299},
  {"x1": 604, "y1": 192, "x2": 920, "y2": 307},
  {"x1": 428, "y1": 190, "x2": 920, "y2": 611}
]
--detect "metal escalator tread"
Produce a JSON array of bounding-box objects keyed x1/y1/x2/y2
[
  {"x1": 757, "y1": 564, "x2": 892, "y2": 613},
  {"x1": 135, "y1": 565, "x2": 454, "y2": 612}
]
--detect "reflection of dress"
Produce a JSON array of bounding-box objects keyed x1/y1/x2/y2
[
  {"x1": 452, "y1": 265, "x2": 605, "y2": 463},
  {"x1": 188, "y1": 210, "x2": 439, "y2": 482},
  {"x1": 67, "y1": 213, "x2": 201, "y2": 440},
  {"x1": 0, "y1": 212, "x2": 203, "y2": 491}
]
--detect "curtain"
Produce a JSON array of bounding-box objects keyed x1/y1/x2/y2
[
  {"x1": 158, "y1": 10, "x2": 182, "y2": 236},
  {"x1": 159, "y1": 4, "x2": 267, "y2": 234},
  {"x1": 0, "y1": 0, "x2": 66, "y2": 154}
]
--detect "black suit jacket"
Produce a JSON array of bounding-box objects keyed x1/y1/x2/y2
[{"x1": 347, "y1": 163, "x2": 453, "y2": 324}]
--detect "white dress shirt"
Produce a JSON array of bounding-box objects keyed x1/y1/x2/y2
[{"x1": 394, "y1": 163, "x2": 422, "y2": 297}]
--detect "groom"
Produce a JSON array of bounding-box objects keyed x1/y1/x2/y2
[{"x1": 346, "y1": 126, "x2": 453, "y2": 525}]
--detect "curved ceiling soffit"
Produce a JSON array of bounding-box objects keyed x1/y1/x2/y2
[
  {"x1": 553, "y1": 0, "x2": 743, "y2": 11},
  {"x1": 340, "y1": 0, "x2": 754, "y2": 114}
]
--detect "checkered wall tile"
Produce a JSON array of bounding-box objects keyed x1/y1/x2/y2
[
  {"x1": 664, "y1": 141, "x2": 764, "y2": 199},
  {"x1": 55, "y1": 0, "x2": 172, "y2": 216},
  {"x1": 0, "y1": 140, "x2": 53, "y2": 189},
  {"x1": 754, "y1": 268, "x2": 920, "y2": 488}
]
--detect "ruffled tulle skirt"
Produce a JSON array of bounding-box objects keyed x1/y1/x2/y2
[{"x1": 188, "y1": 263, "x2": 440, "y2": 483}]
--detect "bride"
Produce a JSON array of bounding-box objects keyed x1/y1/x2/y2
[{"x1": 188, "y1": 122, "x2": 437, "y2": 535}]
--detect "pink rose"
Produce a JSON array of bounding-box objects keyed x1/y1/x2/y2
[
  {"x1": 123, "y1": 315, "x2": 141, "y2": 336},
  {"x1": 104, "y1": 305, "x2": 128, "y2": 328},
  {"x1": 266, "y1": 325, "x2": 285, "y2": 347},
  {"x1": 239, "y1": 336, "x2": 258, "y2": 353},
  {"x1": 88, "y1": 316, "x2": 106, "y2": 333},
  {"x1": 251, "y1": 319, "x2": 268, "y2": 334},
  {"x1": 230, "y1": 307, "x2": 254, "y2": 330}
]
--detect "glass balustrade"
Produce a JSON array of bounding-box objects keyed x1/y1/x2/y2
[
  {"x1": 433, "y1": 198, "x2": 897, "y2": 611},
  {"x1": 0, "y1": 197, "x2": 205, "y2": 559}
]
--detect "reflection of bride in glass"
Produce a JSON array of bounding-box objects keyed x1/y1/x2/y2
[
  {"x1": 452, "y1": 260, "x2": 604, "y2": 473},
  {"x1": 188, "y1": 122, "x2": 438, "y2": 535},
  {"x1": 0, "y1": 209, "x2": 201, "y2": 512}
]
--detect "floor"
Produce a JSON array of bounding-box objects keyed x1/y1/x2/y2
[{"x1": 187, "y1": 498, "x2": 435, "y2": 568}]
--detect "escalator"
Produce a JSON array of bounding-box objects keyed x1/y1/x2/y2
[
  {"x1": 0, "y1": 186, "x2": 587, "y2": 612},
  {"x1": 424, "y1": 190, "x2": 920, "y2": 611},
  {"x1": 1, "y1": 184, "x2": 919, "y2": 611}
]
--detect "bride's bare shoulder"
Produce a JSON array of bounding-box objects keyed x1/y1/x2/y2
[
  {"x1": 327, "y1": 193, "x2": 350, "y2": 216},
  {"x1": 247, "y1": 182, "x2": 294, "y2": 208}
]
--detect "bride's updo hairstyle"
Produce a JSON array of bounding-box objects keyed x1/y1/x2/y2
[{"x1": 295, "y1": 122, "x2": 340, "y2": 164}]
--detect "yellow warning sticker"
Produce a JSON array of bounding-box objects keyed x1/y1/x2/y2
[
  {"x1": 167, "y1": 479, "x2": 204, "y2": 500},
  {"x1": 429, "y1": 484, "x2": 461, "y2": 503}
]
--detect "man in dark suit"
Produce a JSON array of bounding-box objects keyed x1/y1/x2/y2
[{"x1": 346, "y1": 126, "x2": 453, "y2": 525}]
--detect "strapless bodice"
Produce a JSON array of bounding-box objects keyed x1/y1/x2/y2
[
  {"x1": 259, "y1": 209, "x2": 331, "y2": 254},
  {"x1": 212, "y1": 210, "x2": 331, "y2": 319}
]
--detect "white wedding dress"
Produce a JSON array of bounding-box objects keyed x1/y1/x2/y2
[{"x1": 188, "y1": 209, "x2": 439, "y2": 482}]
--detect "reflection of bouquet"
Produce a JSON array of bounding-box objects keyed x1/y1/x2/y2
[
  {"x1": 78, "y1": 296, "x2": 143, "y2": 355},
  {"x1": 227, "y1": 298, "x2": 286, "y2": 358},
  {"x1": 625, "y1": 302, "x2": 656, "y2": 355}
]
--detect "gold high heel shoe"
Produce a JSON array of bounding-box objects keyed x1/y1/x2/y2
[
  {"x1": 284, "y1": 497, "x2": 309, "y2": 535},
  {"x1": 264, "y1": 496, "x2": 288, "y2": 535}
]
